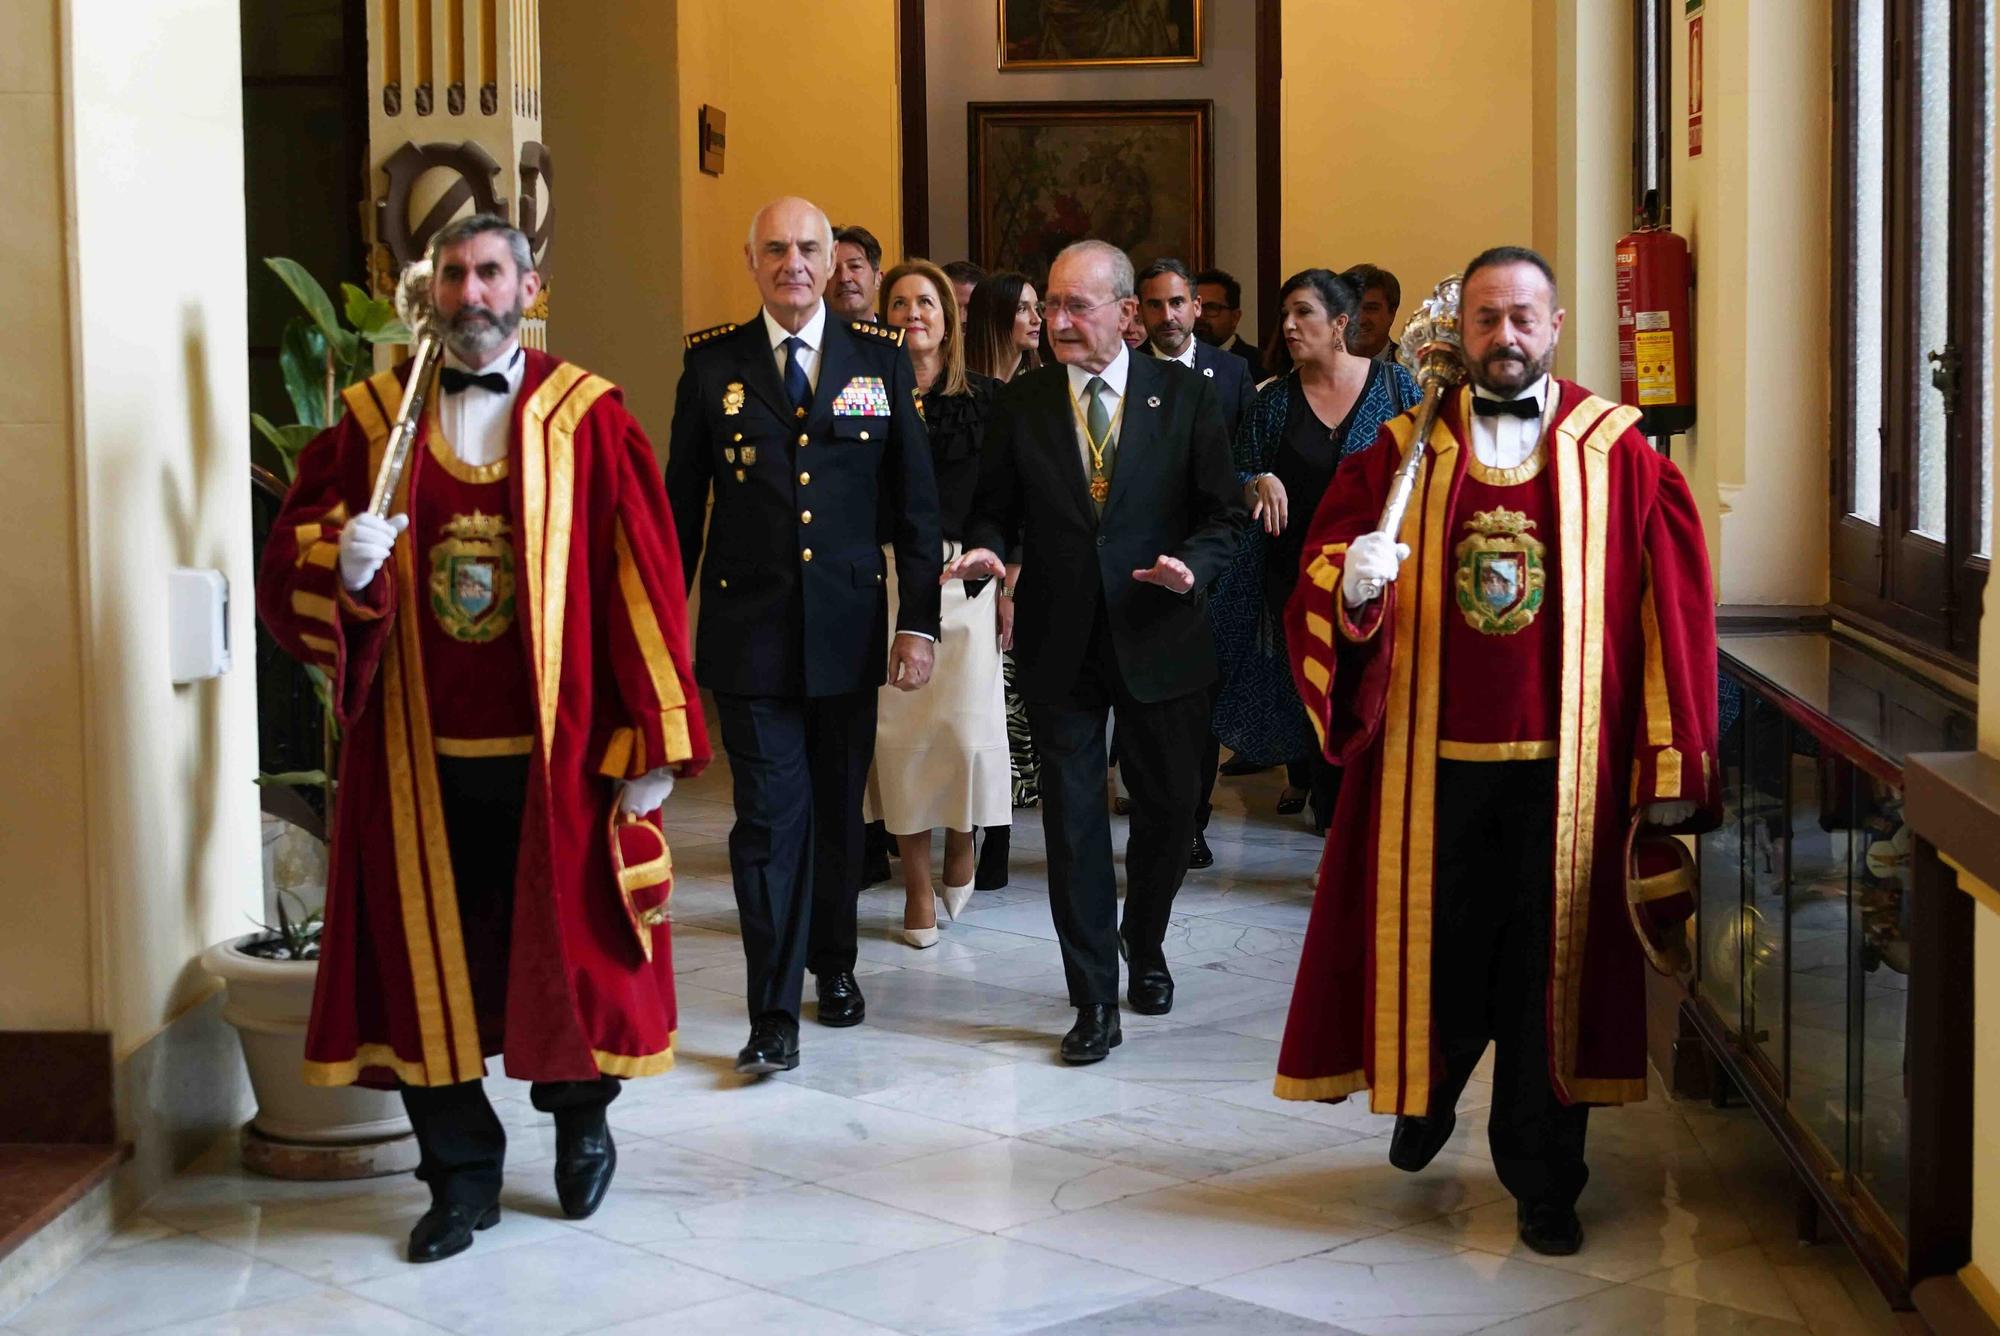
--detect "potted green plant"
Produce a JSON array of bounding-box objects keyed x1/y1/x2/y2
[{"x1": 205, "y1": 258, "x2": 418, "y2": 1179}]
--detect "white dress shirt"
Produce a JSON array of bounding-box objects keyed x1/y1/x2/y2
[
  {"x1": 439, "y1": 343, "x2": 525, "y2": 467},
  {"x1": 762, "y1": 301, "x2": 828, "y2": 396},
  {"x1": 1469, "y1": 372, "x2": 1557, "y2": 472},
  {"x1": 1151, "y1": 338, "x2": 1196, "y2": 369},
  {"x1": 1065, "y1": 346, "x2": 1130, "y2": 484}
]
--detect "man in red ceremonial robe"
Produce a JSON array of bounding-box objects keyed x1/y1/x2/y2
[
  {"x1": 1277, "y1": 247, "x2": 1717, "y2": 1256},
  {"x1": 259, "y1": 215, "x2": 709, "y2": 1263}
]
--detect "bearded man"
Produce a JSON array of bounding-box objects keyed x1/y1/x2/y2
[
  {"x1": 259, "y1": 213, "x2": 708, "y2": 1263},
  {"x1": 1276, "y1": 246, "x2": 1717, "y2": 1257}
]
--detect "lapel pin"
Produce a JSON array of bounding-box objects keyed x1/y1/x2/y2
[
  {"x1": 1202, "y1": 367, "x2": 1215, "y2": 378},
  {"x1": 1146, "y1": 395, "x2": 1161, "y2": 408}
]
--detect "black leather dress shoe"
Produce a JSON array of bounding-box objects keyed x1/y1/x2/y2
[
  {"x1": 1127, "y1": 962, "x2": 1175, "y2": 1015},
  {"x1": 553, "y1": 1114, "x2": 617, "y2": 1220},
  {"x1": 1188, "y1": 830, "x2": 1214, "y2": 870},
  {"x1": 1061, "y1": 1003, "x2": 1123, "y2": 1063},
  {"x1": 815, "y1": 971, "x2": 866, "y2": 1027},
  {"x1": 407, "y1": 1200, "x2": 499, "y2": 1263},
  {"x1": 1518, "y1": 1201, "x2": 1584, "y2": 1256},
  {"x1": 1218, "y1": 756, "x2": 1271, "y2": 777},
  {"x1": 1387, "y1": 1112, "x2": 1457, "y2": 1172},
  {"x1": 735, "y1": 1015, "x2": 800, "y2": 1074},
  {"x1": 975, "y1": 826, "x2": 1011, "y2": 890}
]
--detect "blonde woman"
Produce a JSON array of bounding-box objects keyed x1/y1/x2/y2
[{"x1": 864, "y1": 260, "x2": 1011, "y2": 945}]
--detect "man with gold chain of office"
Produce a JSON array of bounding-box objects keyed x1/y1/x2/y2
[{"x1": 1274, "y1": 246, "x2": 1718, "y2": 1256}]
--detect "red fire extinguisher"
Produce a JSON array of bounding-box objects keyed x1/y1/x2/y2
[{"x1": 1616, "y1": 222, "x2": 1695, "y2": 438}]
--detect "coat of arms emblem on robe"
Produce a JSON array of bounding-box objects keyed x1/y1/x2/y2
[
  {"x1": 1454, "y1": 506, "x2": 1546, "y2": 636},
  {"x1": 429, "y1": 510, "x2": 517, "y2": 642}
]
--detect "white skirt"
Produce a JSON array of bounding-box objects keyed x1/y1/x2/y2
[{"x1": 865, "y1": 540, "x2": 1014, "y2": 835}]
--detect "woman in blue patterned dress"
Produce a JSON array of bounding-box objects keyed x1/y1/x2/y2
[{"x1": 1209, "y1": 269, "x2": 1420, "y2": 831}]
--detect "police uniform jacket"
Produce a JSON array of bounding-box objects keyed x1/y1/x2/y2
[{"x1": 666, "y1": 311, "x2": 943, "y2": 698}]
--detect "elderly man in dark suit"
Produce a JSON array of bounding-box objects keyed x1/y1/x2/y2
[
  {"x1": 1138, "y1": 256, "x2": 1253, "y2": 870},
  {"x1": 946, "y1": 240, "x2": 1246, "y2": 1063},
  {"x1": 667, "y1": 196, "x2": 941, "y2": 1075}
]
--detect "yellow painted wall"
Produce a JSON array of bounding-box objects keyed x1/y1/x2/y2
[
  {"x1": 676, "y1": 0, "x2": 903, "y2": 333},
  {"x1": 1281, "y1": 2, "x2": 1539, "y2": 332},
  {"x1": 67, "y1": 0, "x2": 261, "y2": 1054},
  {"x1": 0, "y1": 0, "x2": 90, "y2": 1031},
  {"x1": 1973, "y1": 10, "x2": 2000, "y2": 1303},
  {"x1": 1672, "y1": 1, "x2": 1831, "y2": 604}
]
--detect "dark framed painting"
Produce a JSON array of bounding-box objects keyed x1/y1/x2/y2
[
  {"x1": 967, "y1": 100, "x2": 1213, "y2": 280},
  {"x1": 998, "y1": 0, "x2": 1203, "y2": 69}
]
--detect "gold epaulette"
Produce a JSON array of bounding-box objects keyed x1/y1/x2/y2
[
  {"x1": 683, "y1": 321, "x2": 739, "y2": 350},
  {"x1": 850, "y1": 320, "x2": 905, "y2": 347}
]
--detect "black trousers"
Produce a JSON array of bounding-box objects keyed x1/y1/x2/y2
[
  {"x1": 1285, "y1": 753, "x2": 1341, "y2": 831},
  {"x1": 1195, "y1": 680, "x2": 1222, "y2": 832},
  {"x1": 1428, "y1": 758, "x2": 1590, "y2": 1211},
  {"x1": 714, "y1": 689, "x2": 877, "y2": 1022},
  {"x1": 399, "y1": 756, "x2": 620, "y2": 1207},
  {"x1": 1029, "y1": 608, "x2": 1209, "y2": 1004}
]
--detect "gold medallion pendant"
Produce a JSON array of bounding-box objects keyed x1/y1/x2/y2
[
  {"x1": 429, "y1": 510, "x2": 517, "y2": 642},
  {"x1": 1089, "y1": 474, "x2": 1111, "y2": 503},
  {"x1": 722, "y1": 382, "x2": 745, "y2": 416},
  {"x1": 1453, "y1": 506, "x2": 1546, "y2": 635}
]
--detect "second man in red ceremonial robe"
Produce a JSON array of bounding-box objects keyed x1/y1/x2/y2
[{"x1": 1276, "y1": 247, "x2": 1718, "y2": 1257}]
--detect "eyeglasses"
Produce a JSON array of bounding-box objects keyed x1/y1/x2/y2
[{"x1": 1038, "y1": 296, "x2": 1119, "y2": 319}]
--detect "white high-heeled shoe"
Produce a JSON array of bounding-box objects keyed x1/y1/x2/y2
[
  {"x1": 939, "y1": 880, "x2": 975, "y2": 921},
  {"x1": 900, "y1": 893, "x2": 940, "y2": 948}
]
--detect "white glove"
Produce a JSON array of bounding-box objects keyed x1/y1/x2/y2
[
  {"x1": 1644, "y1": 800, "x2": 1697, "y2": 827},
  {"x1": 618, "y1": 766, "x2": 676, "y2": 816},
  {"x1": 1341, "y1": 531, "x2": 1410, "y2": 607},
  {"x1": 337, "y1": 512, "x2": 409, "y2": 591}
]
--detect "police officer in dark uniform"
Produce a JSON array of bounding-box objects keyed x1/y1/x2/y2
[{"x1": 666, "y1": 196, "x2": 942, "y2": 1075}]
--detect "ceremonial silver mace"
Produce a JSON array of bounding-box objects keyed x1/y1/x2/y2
[
  {"x1": 1352, "y1": 274, "x2": 1469, "y2": 601},
  {"x1": 366, "y1": 259, "x2": 446, "y2": 517}
]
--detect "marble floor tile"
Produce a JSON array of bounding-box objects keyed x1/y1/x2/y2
[
  {"x1": 1202, "y1": 1079, "x2": 1400, "y2": 1138},
  {"x1": 1205, "y1": 1230, "x2": 1608, "y2": 1336},
  {"x1": 1468, "y1": 1281, "x2": 1811, "y2": 1334},
  {"x1": 1024, "y1": 1286, "x2": 1360, "y2": 1334},
  {"x1": 1206, "y1": 1139, "x2": 1512, "y2": 1229},
  {"x1": 197, "y1": 1180, "x2": 569, "y2": 1285},
  {"x1": 1210, "y1": 1004, "x2": 1294, "y2": 1042},
  {"x1": 672, "y1": 1093, "x2": 993, "y2": 1180},
  {"x1": 5, "y1": 1234, "x2": 320, "y2": 1336},
  {"x1": 784, "y1": 1234, "x2": 1172, "y2": 1336},
  {"x1": 777, "y1": 1023, "x2": 1018, "y2": 1099},
  {"x1": 348, "y1": 1232, "x2": 745, "y2": 1336},
  {"x1": 1020, "y1": 1093, "x2": 1366, "y2": 1180},
  {"x1": 605, "y1": 1065, "x2": 856, "y2": 1138},
  {"x1": 1001, "y1": 1180, "x2": 1381, "y2": 1285},
  {"x1": 1631, "y1": 1241, "x2": 1810, "y2": 1324},
  {"x1": 825, "y1": 1137, "x2": 1182, "y2": 1232},
  {"x1": 136, "y1": 1288, "x2": 459, "y2": 1336},
  {"x1": 858, "y1": 1060, "x2": 1176, "y2": 1136},
  {"x1": 590, "y1": 1291, "x2": 906, "y2": 1335},
  {"x1": 637, "y1": 1182, "x2": 972, "y2": 1284}
]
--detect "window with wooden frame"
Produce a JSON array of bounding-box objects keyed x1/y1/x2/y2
[{"x1": 1831, "y1": 0, "x2": 1993, "y2": 664}]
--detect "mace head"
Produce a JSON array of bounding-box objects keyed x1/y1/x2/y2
[
  {"x1": 394, "y1": 259, "x2": 436, "y2": 341},
  {"x1": 1397, "y1": 273, "x2": 1469, "y2": 389}
]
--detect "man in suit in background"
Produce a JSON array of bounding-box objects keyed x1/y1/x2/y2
[
  {"x1": 947, "y1": 240, "x2": 1245, "y2": 1063},
  {"x1": 667, "y1": 196, "x2": 941, "y2": 1075},
  {"x1": 943, "y1": 259, "x2": 986, "y2": 317},
  {"x1": 1137, "y1": 257, "x2": 1251, "y2": 872},
  {"x1": 828, "y1": 224, "x2": 885, "y2": 323},
  {"x1": 1193, "y1": 267, "x2": 1265, "y2": 382},
  {"x1": 1343, "y1": 263, "x2": 1404, "y2": 362}
]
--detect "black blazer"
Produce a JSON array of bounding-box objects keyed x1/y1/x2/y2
[
  {"x1": 1219, "y1": 332, "x2": 1267, "y2": 383},
  {"x1": 1154, "y1": 341, "x2": 1254, "y2": 438},
  {"x1": 965, "y1": 354, "x2": 1247, "y2": 705},
  {"x1": 665, "y1": 311, "x2": 942, "y2": 698}
]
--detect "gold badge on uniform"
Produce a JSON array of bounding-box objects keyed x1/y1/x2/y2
[
  {"x1": 1454, "y1": 507, "x2": 1545, "y2": 636},
  {"x1": 722, "y1": 382, "x2": 745, "y2": 415},
  {"x1": 740, "y1": 446, "x2": 757, "y2": 465},
  {"x1": 429, "y1": 510, "x2": 516, "y2": 643},
  {"x1": 724, "y1": 447, "x2": 737, "y2": 463}
]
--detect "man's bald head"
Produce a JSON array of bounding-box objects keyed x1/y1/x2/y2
[{"x1": 746, "y1": 196, "x2": 835, "y2": 330}]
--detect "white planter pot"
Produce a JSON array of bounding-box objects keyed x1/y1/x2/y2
[{"x1": 201, "y1": 934, "x2": 410, "y2": 1145}]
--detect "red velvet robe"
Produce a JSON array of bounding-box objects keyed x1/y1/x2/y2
[
  {"x1": 259, "y1": 352, "x2": 710, "y2": 1090},
  {"x1": 1277, "y1": 381, "x2": 1717, "y2": 1113}
]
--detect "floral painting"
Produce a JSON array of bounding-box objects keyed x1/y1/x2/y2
[
  {"x1": 999, "y1": 0, "x2": 1202, "y2": 69},
  {"x1": 968, "y1": 101, "x2": 1212, "y2": 281}
]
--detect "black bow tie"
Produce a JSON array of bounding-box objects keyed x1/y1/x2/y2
[
  {"x1": 441, "y1": 367, "x2": 509, "y2": 396},
  {"x1": 1472, "y1": 395, "x2": 1541, "y2": 419}
]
